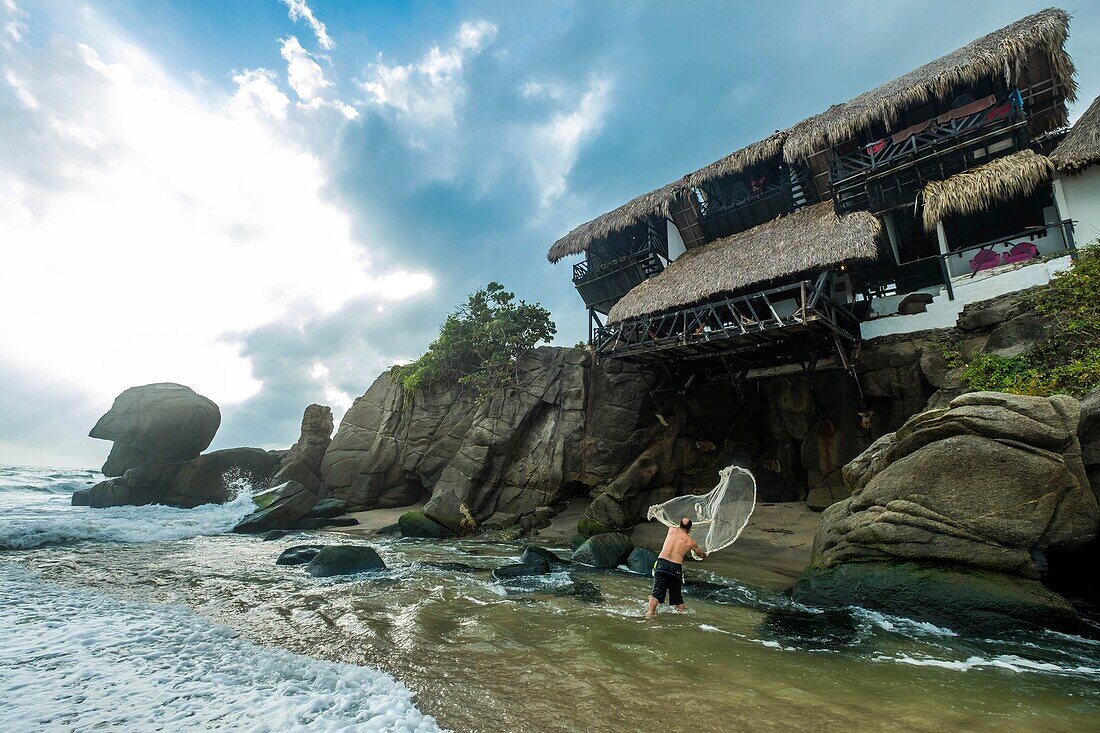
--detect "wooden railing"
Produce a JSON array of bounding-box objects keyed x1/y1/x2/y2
[
  {"x1": 593, "y1": 271, "x2": 857, "y2": 359},
  {"x1": 829, "y1": 90, "x2": 1025, "y2": 185},
  {"x1": 573, "y1": 228, "x2": 664, "y2": 285}
]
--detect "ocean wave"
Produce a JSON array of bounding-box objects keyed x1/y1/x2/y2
[
  {"x1": 0, "y1": 465, "x2": 99, "y2": 495},
  {"x1": 0, "y1": 566, "x2": 444, "y2": 732},
  {"x1": 0, "y1": 491, "x2": 258, "y2": 550},
  {"x1": 881, "y1": 651, "x2": 1100, "y2": 678}
]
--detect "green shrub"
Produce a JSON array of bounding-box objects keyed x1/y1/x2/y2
[
  {"x1": 961, "y1": 243, "x2": 1100, "y2": 398},
  {"x1": 390, "y1": 282, "x2": 556, "y2": 397}
]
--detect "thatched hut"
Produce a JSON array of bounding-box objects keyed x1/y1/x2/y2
[
  {"x1": 921, "y1": 150, "x2": 1055, "y2": 230},
  {"x1": 1051, "y1": 95, "x2": 1100, "y2": 174},
  {"x1": 1052, "y1": 95, "x2": 1100, "y2": 244},
  {"x1": 608, "y1": 203, "x2": 880, "y2": 324}
]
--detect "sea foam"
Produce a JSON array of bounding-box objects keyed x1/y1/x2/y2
[{"x1": 0, "y1": 566, "x2": 445, "y2": 732}]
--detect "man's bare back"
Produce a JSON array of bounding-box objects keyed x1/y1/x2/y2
[{"x1": 658, "y1": 526, "x2": 705, "y2": 564}]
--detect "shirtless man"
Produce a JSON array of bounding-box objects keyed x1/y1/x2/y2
[{"x1": 644, "y1": 517, "x2": 706, "y2": 620}]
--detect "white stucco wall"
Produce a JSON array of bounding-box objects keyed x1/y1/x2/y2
[
  {"x1": 860, "y1": 254, "x2": 1074, "y2": 339},
  {"x1": 666, "y1": 220, "x2": 687, "y2": 261},
  {"x1": 1056, "y1": 167, "x2": 1100, "y2": 246}
]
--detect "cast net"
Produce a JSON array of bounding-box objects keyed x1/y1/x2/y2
[{"x1": 645, "y1": 465, "x2": 756, "y2": 559}]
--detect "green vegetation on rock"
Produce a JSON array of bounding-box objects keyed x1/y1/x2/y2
[
  {"x1": 398, "y1": 510, "x2": 454, "y2": 538},
  {"x1": 577, "y1": 518, "x2": 617, "y2": 538},
  {"x1": 390, "y1": 282, "x2": 556, "y2": 397},
  {"x1": 962, "y1": 243, "x2": 1100, "y2": 397}
]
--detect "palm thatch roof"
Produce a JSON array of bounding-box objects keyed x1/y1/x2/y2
[
  {"x1": 783, "y1": 8, "x2": 1075, "y2": 162},
  {"x1": 921, "y1": 150, "x2": 1054, "y2": 229},
  {"x1": 546, "y1": 133, "x2": 789, "y2": 263},
  {"x1": 607, "y1": 203, "x2": 882, "y2": 324},
  {"x1": 1050, "y1": 94, "x2": 1100, "y2": 174}
]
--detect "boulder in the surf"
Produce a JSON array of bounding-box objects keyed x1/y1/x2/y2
[
  {"x1": 295, "y1": 516, "x2": 359, "y2": 530},
  {"x1": 520, "y1": 545, "x2": 563, "y2": 566},
  {"x1": 306, "y1": 498, "x2": 347, "y2": 519},
  {"x1": 626, "y1": 547, "x2": 659, "y2": 576},
  {"x1": 276, "y1": 544, "x2": 326, "y2": 566},
  {"x1": 572, "y1": 532, "x2": 633, "y2": 569},
  {"x1": 306, "y1": 545, "x2": 386, "y2": 577},
  {"x1": 491, "y1": 558, "x2": 551, "y2": 581},
  {"x1": 233, "y1": 481, "x2": 317, "y2": 534}
]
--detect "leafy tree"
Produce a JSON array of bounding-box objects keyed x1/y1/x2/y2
[{"x1": 391, "y1": 282, "x2": 556, "y2": 397}]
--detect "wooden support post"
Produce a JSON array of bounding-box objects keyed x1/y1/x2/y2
[{"x1": 939, "y1": 256, "x2": 955, "y2": 301}]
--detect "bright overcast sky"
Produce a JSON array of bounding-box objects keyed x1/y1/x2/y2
[{"x1": 2, "y1": 0, "x2": 1099, "y2": 467}]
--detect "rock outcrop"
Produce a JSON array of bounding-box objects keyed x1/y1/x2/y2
[
  {"x1": 793, "y1": 392, "x2": 1100, "y2": 631},
  {"x1": 270, "y1": 404, "x2": 333, "y2": 490},
  {"x1": 82, "y1": 384, "x2": 281, "y2": 509},
  {"x1": 90, "y1": 383, "x2": 220, "y2": 476},
  {"x1": 306, "y1": 545, "x2": 386, "y2": 577}
]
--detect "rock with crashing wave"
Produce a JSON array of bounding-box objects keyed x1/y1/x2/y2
[
  {"x1": 793, "y1": 392, "x2": 1100, "y2": 632},
  {"x1": 233, "y1": 481, "x2": 317, "y2": 534}
]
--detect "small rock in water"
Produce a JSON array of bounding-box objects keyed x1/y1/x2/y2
[
  {"x1": 491, "y1": 558, "x2": 551, "y2": 581},
  {"x1": 306, "y1": 545, "x2": 386, "y2": 577},
  {"x1": 276, "y1": 544, "x2": 326, "y2": 566},
  {"x1": 71, "y1": 489, "x2": 91, "y2": 507},
  {"x1": 295, "y1": 517, "x2": 360, "y2": 530},
  {"x1": 626, "y1": 547, "x2": 659, "y2": 576},
  {"x1": 306, "y1": 498, "x2": 347, "y2": 519},
  {"x1": 520, "y1": 545, "x2": 563, "y2": 566},
  {"x1": 261, "y1": 530, "x2": 294, "y2": 541},
  {"x1": 572, "y1": 532, "x2": 633, "y2": 569},
  {"x1": 564, "y1": 579, "x2": 603, "y2": 604}
]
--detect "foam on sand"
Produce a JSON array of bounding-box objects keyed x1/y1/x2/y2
[{"x1": 0, "y1": 566, "x2": 445, "y2": 732}]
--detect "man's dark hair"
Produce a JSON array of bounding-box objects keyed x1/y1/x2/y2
[{"x1": 679, "y1": 517, "x2": 692, "y2": 532}]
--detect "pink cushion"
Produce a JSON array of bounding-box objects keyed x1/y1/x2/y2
[
  {"x1": 1002, "y1": 242, "x2": 1039, "y2": 265},
  {"x1": 969, "y1": 248, "x2": 1000, "y2": 272}
]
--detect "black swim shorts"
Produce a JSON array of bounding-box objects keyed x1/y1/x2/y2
[{"x1": 651, "y1": 558, "x2": 684, "y2": 606}]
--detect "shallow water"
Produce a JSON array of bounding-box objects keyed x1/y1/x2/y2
[{"x1": 3, "y1": 465, "x2": 1100, "y2": 732}]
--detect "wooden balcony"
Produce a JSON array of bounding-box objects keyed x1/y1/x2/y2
[
  {"x1": 696, "y1": 166, "x2": 817, "y2": 241},
  {"x1": 830, "y1": 91, "x2": 1028, "y2": 214},
  {"x1": 593, "y1": 272, "x2": 860, "y2": 367}
]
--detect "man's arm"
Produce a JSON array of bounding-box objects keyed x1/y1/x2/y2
[{"x1": 691, "y1": 539, "x2": 707, "y2": 559}]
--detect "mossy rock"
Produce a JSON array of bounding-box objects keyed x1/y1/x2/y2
[
  {"x1": 570, "y1": 534, "x2": 587, "y2": 551},
  {"x1": 626, "y1": 547, "x2": 659, "y2": 576},
  {"x1": 306, "y1": 545, "x2": 386, "y2": 577},
  {"x1": 792, "y1": 561, "x2": 1083, "y2": 635},
  {"x1": 577, "y1": 518, "x2": 618, "y2": 538},
  {"x1": 398, "y1": 510, "x2": 454, "y2": 539},
  {"x1": 572, "y1": 532, "x2": 633, "y2": 569},
  {"x1": 520, "y1": 545, "x2": 563, "y2": 566}
]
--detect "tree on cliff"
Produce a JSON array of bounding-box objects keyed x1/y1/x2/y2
[{"x1": 391, "y1": 282, "x2": 556, "y2": 397}]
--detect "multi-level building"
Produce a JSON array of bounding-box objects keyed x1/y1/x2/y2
[{"x1": 550, "y1": 8, "x2": 1093, "y2": 389}]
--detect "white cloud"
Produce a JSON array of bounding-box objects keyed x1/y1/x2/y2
[
  {"x1": 1, "y1": 0, "x2": 26, "y2": 50},
  {"x1": 0, "y1": 20, "x2": 432, "y2": 424},
  {"x1": 280, "y1": 35, "x2": 330, "y2": 106},
  {"x1": 231, "y1": 68, "x2": 289, "y2": 119},
  {"x1": 526, "y1": 74, "x2": 612, "y2": 207},
  {"x1": 279, "y1": 0, "x2": 334, "y2": 50},
  {"x1": 360, "y1": 20, "x2": 497, "y2": 133}
]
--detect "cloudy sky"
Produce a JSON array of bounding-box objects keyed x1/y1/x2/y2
[{"x1": 2, "y1": 0, "x2": 1098, "y2": 467}]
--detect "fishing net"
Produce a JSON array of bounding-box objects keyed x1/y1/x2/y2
[{"x1": 645, "y1": 465, "x2": 756, "y2": 559}]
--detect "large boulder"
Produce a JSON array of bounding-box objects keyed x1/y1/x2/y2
[
  {"x1": 90, "y1": 383, "x2": 220, "y2": 476},
  {"x1": 306, "y1": 545, "x2": 386, "y2": 577},
  {"x1": 626, "y1": 547, "x2": 659, "y2": 576},
  {"x1": 572, "y1": 532, "x2": 633, "y2": 568},
  {"x1": 795, "y1": 392, "x2": 1100, "y2": 632},
  {"x1": 1080, "y1": 387, "x2": 1100, "y2": 501},
  {"x1": 233, "y1": 481, "x2": 318, "y2": 534},
  {"x1": 270, "y1": 404, "x2": 333, "y2": 491}
]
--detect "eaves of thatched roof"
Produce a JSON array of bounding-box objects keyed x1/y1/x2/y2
[
  {"x1": 606, "y1": 203, "x2": 882, "y2": 324},
  {"x1": 546, "y1": 133, "x2": 788, "y2": 263},
  {"x1": 783, "y1": 8, "x2": 1075, "y2": 162},
  {"x1": 921, "y1": 149, "x2": 1054, "y2": 230},
  {"x1": 1050, "y1": 94, "x2": 1100, "y2": 174}
]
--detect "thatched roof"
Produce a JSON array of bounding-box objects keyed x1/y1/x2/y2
[
  {"x1": 685, "y1": 131, "x2": 787, "y2": 190},
  {"x1": 547, "y1": 133, "x2": 789, "y2": 263},
  {"x1": 783, "y1": 8, "x2": 1075, "y2": 162},
  {"x1": 921, "y1": 149, "x2": 1054, "y2": 229},
  {"x1": 607, "y1": 203, "x2": 882, "y2": 324},
  {"x1": 1051, "y1": 94, "x2": 1100, "y2": 174},
  {"x1": 546, "y1": 179, "x2": 684, "y2": 263}
]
